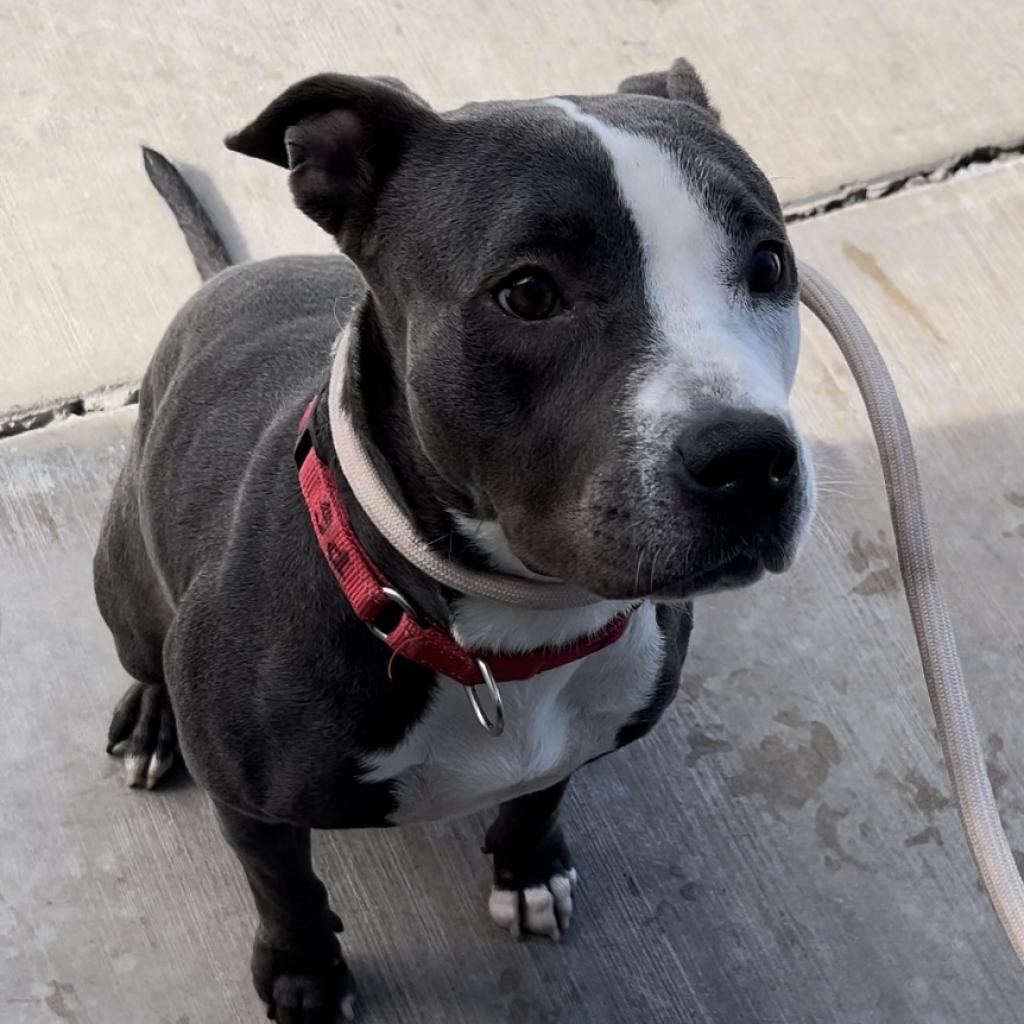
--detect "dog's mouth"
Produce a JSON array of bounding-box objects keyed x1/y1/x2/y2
[
  {"x1": 510, "y1": 543, "x2": 788, "y2": 602},
  {"x1": 686, "y1": 551, "x2": 764, "y2": 588},
  {"x1": 492, "y1": 481, "x2": 811, "y2": 600}
]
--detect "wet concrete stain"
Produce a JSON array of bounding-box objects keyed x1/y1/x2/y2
[
  {"x1": 685, "y1": 727, "x2": 733, "y2": 767},
  {"x1": 640, "y1": 897, "x2": 678, "y2": 930},
  {"x1": 905, "y1": 770, "x2": 951, "y2": 817},
  {"x1": 880, "y1": 767, "x2": 951, "y2": 820},
  {"x1": 815, "y1": 802, "x2": 872, "y2": 873},
  {"x1": 905, "y1": 825, "x2": 944, "y2": 848},
  {"x1": 984, "y1": 732, "x2": 1024, "y2": 819},
  {"x1": 679, "y1": 880, "x2": 700, "y2": 902},
  {"x1": 847, "y1": 529, "x2": 901, "y2": 596},
  {"x1": 680, "y1": 669, "x2": 708, "y2": 700},
  {"x1": 843, "y1": 243, "x2": 947, "y2": 347},
  {"x1": 859, "y1": 819, "x2": 880, "y2": 842},
  {"x1": 667, "y1": 863, "x2": 701, "y2": 901},
  {"x1": 987, "y1": 733, "x2": 1010, "y2": 801},
  {"x1": 1002, "y1": 492, "x2": 1024, "y2": 539},
  {"x1": 725, "y1": 710, "x2": 841, "y2": 815},
  {"x1": 44, "y1": 981, "x2": 79, "y2": 1022},
  {"x1": 680, "y1": 661, "x2": 769, "y2": 701}
]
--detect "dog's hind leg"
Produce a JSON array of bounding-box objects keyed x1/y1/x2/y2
[
  {"x1": 483, "y1": 778, "x2": 579, "y2": 941},
  {"x1": 214, "y1": 802, "x2": 355, "y2": 1024},
  {"x1": 94, "y1": 457, "x2": 178, "y2": 789}
]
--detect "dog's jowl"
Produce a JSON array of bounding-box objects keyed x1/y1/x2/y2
[{"x1": 94, "y1": 58, "x2": 813, "y2": 1021}]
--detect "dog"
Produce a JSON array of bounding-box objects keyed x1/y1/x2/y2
[{"x1": 94, "y1": 58, "x2": 814, "y2": 1022}]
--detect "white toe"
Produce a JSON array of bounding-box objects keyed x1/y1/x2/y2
[
  {"x1": 145, "y1": 751, "x2": 173, "y2": 789},
  {"x1": 549, "y1": 873, "x2": 574, "y2": 933},
  {"x1": 488, "y1": 887, "x2": 522, "y2": 939},
  {"x1": 522, "y1": 886, "x2": 560, "y2": 940},
  {"x1": 123, "y1": 754, "x2": 148, "y2": 788},
  {"x1": 340, "y1": 991, "x2": 357, "y2": 1021},
  {"x1": 488, "y1": 870, "x2": 580, "y2": 941}
]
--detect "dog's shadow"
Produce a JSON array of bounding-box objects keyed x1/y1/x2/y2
[{"x1": 172, "y1": 159, "x2": 252, "y2": 267}]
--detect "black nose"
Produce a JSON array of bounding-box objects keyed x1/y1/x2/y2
[{"x1": 676, "y1": 412, "x2": 799, "y2": 504}]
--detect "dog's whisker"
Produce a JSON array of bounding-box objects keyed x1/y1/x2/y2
[
  {"x1": 816, "y1": 486, "x2": 858, "y2": 501},
  {"x1": 423, "y1": 531, "x2": 455, "y2": 549},
  {"x1": 634, "y1": 547, "x2": 645, "y2": 595},
  {"x1": 648, "y1": 545, "x2": 663, "y2": 593},
  {"x1": 810, "y1": 514, "x2": 846, "y2": 550}
]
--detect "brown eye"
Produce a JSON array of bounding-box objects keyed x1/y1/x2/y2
[
  {"x1": 495, "y1": 271, "x2": 561, "y2": 320},
  {"x1": 748, "y1": 242, "x2": 785, "y2": 293}
]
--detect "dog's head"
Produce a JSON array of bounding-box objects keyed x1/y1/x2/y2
[{"x1": 228, "y1": 60, "x2": 813, "y2": 600}]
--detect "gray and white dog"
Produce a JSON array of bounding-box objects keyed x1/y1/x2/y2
[{"x1": 94, "y1": 58, "x2": 814, "y2": 1022}]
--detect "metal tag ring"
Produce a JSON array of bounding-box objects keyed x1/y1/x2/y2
[
  {"x1": 466, "y1": 659, "x2": 504, "y2": 736},
  {"x1": 367, "y1": 586, "x2": 419, "y2": 642}
]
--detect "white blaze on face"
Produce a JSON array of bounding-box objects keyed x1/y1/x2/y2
[{"x1": 545, "y1": 98, "x2": 799, "y2": 424}]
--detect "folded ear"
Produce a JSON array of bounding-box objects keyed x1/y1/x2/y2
[
  {"x1": 225, "y1": 74, "x2": 436, "y2": 240},
  {"x1": 617, "y1": 58, "x2": 719, "y2": 120}
]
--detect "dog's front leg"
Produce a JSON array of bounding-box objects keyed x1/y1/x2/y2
[
  {"x1": 482, "y1": 779, "x2": 579, "y2": 941},
  {"x1": 214, "y1": 802, "x2": 354, "y2": 1023}
]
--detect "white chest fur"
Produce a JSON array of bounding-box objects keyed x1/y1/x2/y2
[{"x1": 360, "y1": 600, "x2": 665, "y2": 825}]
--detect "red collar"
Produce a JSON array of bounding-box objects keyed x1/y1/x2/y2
[{"x1": 295, "y1": 397, "x2": 635, "y2": 688}]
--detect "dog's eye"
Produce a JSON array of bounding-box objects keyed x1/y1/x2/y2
[
  {"x1": 495, "y1": 271, "x2": 561, "y2": 320},
  {"x1": 747, "y1": 242, "x2": 785, "y2": 293}
]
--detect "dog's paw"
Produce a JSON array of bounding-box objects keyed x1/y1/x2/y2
[
  {"x1": 266, "y1": 971, "x2": 356, "y2": 1023},
  {"x1": 253, "y1": 931, "x2": 355, "y2": 1024},
  {"x1": 488, "y1": 869, "x2": 578, "y2": 941},
  {"x1": 106, "y1": 681, "x2": 177, "y2": 789}
]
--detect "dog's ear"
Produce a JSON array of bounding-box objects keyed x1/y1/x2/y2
[
  {"x1": 617, "y1": 58, "x2": 719, "y2": 120},
  {"x1": 225, "y1": 74, "x2": 436, "y2": 239}
]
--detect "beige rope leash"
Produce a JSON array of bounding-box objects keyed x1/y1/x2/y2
[
  {"x1": 798, "y1": 259, "x2": 1024, "y2": 964},
  {"x1": 331, "y1": 263, "x2": 1024, "y2": 961}
]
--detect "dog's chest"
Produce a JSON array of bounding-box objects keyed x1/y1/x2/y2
[{"x1": 360, "y1": 602, "x2": 664, "y2": 825}]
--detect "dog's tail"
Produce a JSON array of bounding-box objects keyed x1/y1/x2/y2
[{"x1": 142, "y1": 146, "x2": 234, "y2": 282}]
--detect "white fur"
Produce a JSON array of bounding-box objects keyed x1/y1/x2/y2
[
  {"x1": 545, "y1": 98, "x2": 800, "y2": 424},
  {"x1": 450, "y1": 512, "x2": 635, "y2": 653},
  {"x1": 340, "y1": 992, "x2": 356, "y2": 1022},
  {"x1": 360, "y1": 519, "x2": 665, "y2": 825},
  {"x1": 489, "y1": 869, "x2": 578, "y2": 941},
  {"x1": 123, "y1": 754, "x2": 148, "y2": 788}
]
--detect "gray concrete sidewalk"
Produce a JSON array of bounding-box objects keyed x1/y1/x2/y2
[
  {"x1": 5, "y1": 162, "x2": 1024, "y2": 1021},
  {"x1": 5, "y1": 3, "x2": 1024, "y2": 1022}
]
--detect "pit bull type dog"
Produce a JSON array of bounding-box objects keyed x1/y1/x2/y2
[{"x1": 94, "y1": 58, "x2": 814, "y2": 1022}]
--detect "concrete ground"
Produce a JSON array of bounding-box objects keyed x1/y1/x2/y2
[{"x1": 4, "y1": 2, "x2": 1024, "y2": 1021}]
